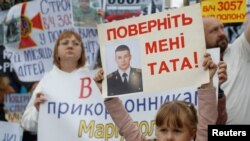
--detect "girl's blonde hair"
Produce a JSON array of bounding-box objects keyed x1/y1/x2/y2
[
  {"x1": 53, "y1": 30, "x2": 86, "y2": 69},
  {"x1": 155, "y1": 101, "x2": 198, "y2": 134}
]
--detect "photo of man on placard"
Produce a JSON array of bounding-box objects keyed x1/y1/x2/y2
[{"x1": 107, "y1": 44, "x2": 143, "y2": 96}]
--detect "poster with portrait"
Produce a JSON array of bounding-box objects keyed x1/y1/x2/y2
[{"x1": 98, "y1": 4, "x2": 209, "y2": 98}]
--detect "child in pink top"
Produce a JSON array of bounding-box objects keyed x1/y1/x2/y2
[{"x1": 103, "y1": 53, "x2": 221, "y2": 141}]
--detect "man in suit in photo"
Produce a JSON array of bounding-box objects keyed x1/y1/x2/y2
[{"x1": 107, "y1": 45, "x2": 143, "y2": 96}]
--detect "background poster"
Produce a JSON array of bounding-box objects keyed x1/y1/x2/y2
[
  {"x1": 3, "y1": 1, "x2": 100, "y2": 82},
  {"x1": 103, "y1": 0, "x2": 164, "y2": 23},
  {"x1": 0, "y1": 121, "x2": 23, "y2": 141}
]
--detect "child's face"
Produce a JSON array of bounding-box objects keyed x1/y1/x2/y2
[{"x1": 156, "y1": 125, "x2": 195, "y2": 141}]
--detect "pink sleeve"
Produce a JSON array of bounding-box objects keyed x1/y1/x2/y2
[
  {"x1": 104, "y1": 98, "x2": 145, "y2": 141},
  {"x1": 196, "y1": 87, "x2": 218, "y2": 141}
]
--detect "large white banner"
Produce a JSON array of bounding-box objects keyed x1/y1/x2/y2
[
  {"x1": 98, "y1": 4, "x2": 209, "y2": 98},
  {"x1": 37, "y1": 68, "x2": 197, "y2": 140}
]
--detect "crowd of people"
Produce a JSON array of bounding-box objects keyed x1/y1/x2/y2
[{"x1": 1, "y1": 1, "x2": 250, "y2": 141}]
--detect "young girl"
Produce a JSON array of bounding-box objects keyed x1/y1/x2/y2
[{"x1": 104, "y1": 53, "x2": 218, "y2": 141}]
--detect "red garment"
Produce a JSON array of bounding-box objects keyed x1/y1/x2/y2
[{"x1": 105, "y1": 88, "x2": 217, "y2": 141}]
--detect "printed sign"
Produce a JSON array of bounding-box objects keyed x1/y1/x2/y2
[
  {"x1": 201, "y1": 0, "x2": 247, "y2": 23},
  {"x1": 0, "y1": 121, "x2": 23, "y2": 141},
  {"x1": 98, "y1": 4, "x2": 209, "y2": 98},
  {"x1": 3, "y1": 1, "x2": 100, "y2": 82}
]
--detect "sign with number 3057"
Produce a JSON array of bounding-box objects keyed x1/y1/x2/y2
[{"x1": 201, "y1": 0, "x2": 247, "y2": 23}]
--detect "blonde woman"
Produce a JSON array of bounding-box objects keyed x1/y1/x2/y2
[{"x1": 21, "y1": 30, "x2": 86, "y2": 132}]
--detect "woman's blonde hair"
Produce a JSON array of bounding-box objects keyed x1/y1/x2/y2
[
  {"x1": 155, "y1": 101, "x2": 198, "y2": 134},
  {"x1": 53, "y1": 30, "x2": 86, "y2": 69}
]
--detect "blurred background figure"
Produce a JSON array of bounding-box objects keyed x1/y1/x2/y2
[{"x1": 0, "y1": 75, "x2": 15, "y2": 121}]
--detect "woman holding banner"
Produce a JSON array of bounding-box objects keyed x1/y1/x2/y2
[
  {"x1": 102, "y1": 53, "x2": 226, "y2": 141},
  {"x1": 21, "y1": 30, "x2": 87, "y2": 132}
]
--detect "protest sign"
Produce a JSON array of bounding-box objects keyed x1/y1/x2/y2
[
  {"x1": 104, "y1": 0, "x2": 164, "y2": 23},
  {"x1": 4, "y1": 93, "x2": 31, "y2": 122},
  {"x1": 0, "y1": 121, "x2": 23, "y2": 141},
  {"x1": 37, "y1": 67, "x2": 196, "y2": 140},
  {"x1": 38, "y1": 68, "x2": 112, "y2": 140},
  {"x1": 4, "y1": 94, "x2": 31, "y2": 113},
  {"x1": 3, "y1": 0, "x2": 100, "y2": 82},
  {"x1": 98, "y1": 4, "x2": 209, "y2": 97},
  {"x1": 201, "y1": 0, "x2": 247, "y2": 23}
]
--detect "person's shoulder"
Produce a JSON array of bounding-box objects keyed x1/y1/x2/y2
[
  {"x1": 107, "y1": 71, "x2": 118, "y2": 79},
  {"x1": 131, "y1": 68, "x2": 142, "y2": 73}
]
